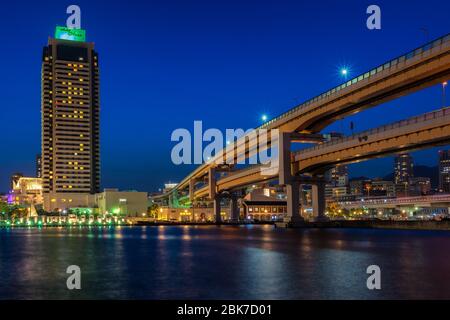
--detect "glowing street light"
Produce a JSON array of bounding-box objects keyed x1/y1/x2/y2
[
  {"x1": 261, "y1": 114, "x2": 268, "y2": 122},
  {"x1": 443, "y1": 81, "x2": 448, "y2": 108}
]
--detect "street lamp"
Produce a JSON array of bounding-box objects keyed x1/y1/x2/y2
[
  {"x1": 261, "y1": 114, "x2": 268, "y2": 122},
  {"x1": 443, "y1": 81, "x2": 448, "y2": 108},
  {"x1": 339, "y1": 66, "x2": 350, "y2": 81}
]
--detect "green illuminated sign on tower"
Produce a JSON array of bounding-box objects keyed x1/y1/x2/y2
[{"x1": 55, "y1": 26, "x2": 86, "y2": 42}]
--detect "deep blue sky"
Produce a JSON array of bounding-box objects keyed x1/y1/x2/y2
[{"x1": 0, "y1": 0, "x2": 449, "y2": 193}]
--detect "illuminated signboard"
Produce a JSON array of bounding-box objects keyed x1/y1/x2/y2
[{"x1": 55, "y1": 26, "x2": 86, "y2": 42}]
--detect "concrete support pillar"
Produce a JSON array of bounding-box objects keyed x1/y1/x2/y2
[
  {"x1": 286, "y1": 180, "x2": 303, "y2": 222},
  {"x1": 214, "y1": 196, "x2": 222, "y2": 224},
  {"x1": 312, "y1": 180, "x2": 328, "y2": 221},
  {"x1": 278, "y1": 133, "x2": 292, "y2": 185},
  {"x1": 168, "y1": 190, "x2": 179, "y2": 208},
  {"x1": 208, "y1": 168, "x2": 216, "y2": 201},
  {"x1": 299, "y1": 184, "x2": 305, "y2": 207},
  {"x1": 230, "y1": 195, "x2": 239, "y2": 222},
  {"x1": 191, "y1": 202, "x2": 196, "y2": 222},
  {"x1": 189, "y1": 179, "x2": 195, "y2": 201}
]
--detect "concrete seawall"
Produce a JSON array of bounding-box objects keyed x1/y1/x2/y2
[
  {"x1": 285, "y1": 220, "x2": 450, "y2": 231},
  {"x1": 133, "y1": 219, "x2": 450, "y2": 231}
]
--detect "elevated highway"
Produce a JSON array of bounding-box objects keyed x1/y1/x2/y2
[
  {"x1": 294, "y1": 107, "x2": 450, "y2": 174},
  {"x1": 156, "y1": 34, "x2": 450, "y2": 223},
  {"x1": 181, "y1": 107, "x2": 450, "y2": 221},
  {"x1": 166, "y1": 34, "x2": 450, "y2": 196},
  {"x1": 188, "y1": 107, "x2": 450, "y2": 197},
  {"x1": 262, "y1": 34, "x2": 450, "y2": 133}
]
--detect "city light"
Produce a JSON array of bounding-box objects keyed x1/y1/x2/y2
[
  {"x1": 261, "y1": 114, "x2": 268, "y2": 122},
  {"x1": 443, "y1": 81, "x2": 448, "y2": 107},
  {"x1": 341, "y1": 68, "x2": 348, "y2": 76}
]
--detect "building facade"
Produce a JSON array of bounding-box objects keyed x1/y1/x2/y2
[
  {"x1": 36, "y1": 154, "x2": 42, "y2": 178},
  {"x1": 439, "y1": 150, "x2": 450, "y2": 193},
  {"x1": 325, "y1": 165, "x2": 349, "y2": 201},
  {"x1": 10, "y1": 173, "x2": 23, "y2": 191},
  {"x1": 8, "y1": 176, "x2": 43, "y2": 206},
  {"x1": 409, "y1": 177, "x2": 432, "y2": 196},
  {"x1": 41, "y1": 32, "x2": 100, "y2": 211},
  {"x1": 394, "y1": 153, "x2": 414, "y2": 197},
  {"x1": 327, "y1": 165, "x2": 349, "y2": 187},
  {"x1": 95, "y1": 189, "x2": 148, "y2": 217},
  {"x1": 326, "y1": 184, "x2": 349, "y2": 200},
  {"x1": 371, "y1": 179, "x2": 396, "y2": 197},
  {"x1": 395, "y1": 153, "x2": 414, "y2": 184},
  {"x1": 350, "y1": 179, "x2": 372, "y2": 197}
]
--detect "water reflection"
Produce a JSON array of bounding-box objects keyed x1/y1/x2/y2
[{"x1": 1, "y1": 226, "x2": 450, "y2": 299}]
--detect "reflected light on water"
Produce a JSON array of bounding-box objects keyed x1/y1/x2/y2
[{"x1": 1, "y1": 226, "x2": 450, "y2": 299}]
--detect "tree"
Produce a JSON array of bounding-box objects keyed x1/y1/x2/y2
[
  {"x1": 326, "y1": 202, "x2": 347, "y2": 219},
  {"x1": 148, "y1": 203, "x2": 159, "y2": 219},
  {"x1": 0, "y1": 201, "x2": 9, "y2": 213},
  {"x1": 0, "y1": 201, "x2": 10, "y2": 220}
]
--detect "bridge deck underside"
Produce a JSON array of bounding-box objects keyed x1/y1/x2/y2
[
  {"x1": 296, "y1": 110, "x2": 450, "y2": 174},
  {"x1": 190, "y1": 109, "x2": 450, "y2": 200}
]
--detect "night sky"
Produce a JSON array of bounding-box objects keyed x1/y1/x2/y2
[{"x1": 0, "y1": 0, "x2": 449, "y2": 193}]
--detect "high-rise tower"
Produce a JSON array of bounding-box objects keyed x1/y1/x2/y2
[
  {"x1": 439, "y1": 150, "x2": 450, "y2": 193},
  {"x1": 394, "y1": 153, "x2": 414, "y2": 184},
  {"x1": 394, "y1": 153, "x2": 414, "y2": 197},
  {"x1": 41, "y1": 27, "x2": 100, "y2": 211}
]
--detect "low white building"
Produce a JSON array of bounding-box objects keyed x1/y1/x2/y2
[{"x1": 95, "y1": 189, "x2": 148, "y2": 217}]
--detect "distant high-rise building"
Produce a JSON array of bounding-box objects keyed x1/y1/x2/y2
[
  {"x1": 325, "y1": 165, "x2": 349, "y2": 201},
  {"x1": 395, "y1": 153, "x2": 414, "y2": 197},
  {"x1": 36, "y1": 154, "x2": 42, "y2": 178},
  {"x1": 439, "y1": 150, "x2": 450, "y2": 193},
  {"x1": 327, "y1": 165, "x2": 348, "y2": 187},
  {"x1": 395, "y1": 153, "x2": 414, "y2": 184},
  {"x1": 41, "y1": 28, "x2": 100, "y2": 211}
]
